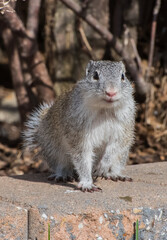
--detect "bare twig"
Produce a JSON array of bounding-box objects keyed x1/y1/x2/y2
[
  {"x1": 123, "y1": 25, "x2": 142, "y2": 74},
  {"x1": 79, "y1": 25, "x2": 92, "y2": 52},
  {"x1": 77, "y1": 0, "x2": 96, "y2": 59},
  {"x1": 60, "y1": 0, "x2": 148, "y2": 98},
  {"x1": 77, "y1": 19, "x2": 96, "y2": 60},
  {"x1": 145, "y1": 0, "x2": 161, "y2": 81},
  {"x1": 130, "y1": 37, "x2": 142, "y2": 73}
]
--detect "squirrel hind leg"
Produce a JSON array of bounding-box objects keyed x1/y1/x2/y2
[
  {"x1": 47, "y1": 165, "x2": 74, "y2": 183},
  {"x1": 47, "y1": 174, "x2": 74, "y2": 183}
]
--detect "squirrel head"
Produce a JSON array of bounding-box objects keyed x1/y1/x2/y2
[{"x1": 79, "y1": 60, "x2": 134, "y2": 110}]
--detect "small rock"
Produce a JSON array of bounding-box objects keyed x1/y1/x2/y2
[
  {"x1": 133, "y1": 208, "x2": 143, "y2": 214},
  {"x1": 110, "y1": 210, "x2": 115, "y2": 214},
  {"x1": 104, "y1": 213, "x2": 108, "y2": 219},
  {"x1": 139, "y1": 222, "x2": 146, "y2": 229},
  {"x1": 97, "y1": 236, "x2": 103, "y2": 240},
  {"x1": 78, "y1": 223, "x2": 83, "y2": 229},
  {"x1": 99, "y1": 216, "x2": 104, "y2": 224},
  {"x1": 41, "y1": 213, "x2": 47, "y2": 220}
]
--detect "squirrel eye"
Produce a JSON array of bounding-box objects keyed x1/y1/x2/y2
[
  {"x1": 121, "y1": 73, "x2": 125, "y2": 81},
  {"x1": 93, "y1": 71, "x2": 99, "y2": 80}
]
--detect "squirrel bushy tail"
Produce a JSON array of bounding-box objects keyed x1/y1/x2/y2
[{"x1": 23, "y1": 102, "x2": 53, "y2": 151}]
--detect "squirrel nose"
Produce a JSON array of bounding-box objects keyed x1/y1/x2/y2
[{"x1": 105, "y1": 91, "x2": 117, "y2": 98}]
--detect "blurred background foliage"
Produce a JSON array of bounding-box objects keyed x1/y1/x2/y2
[{"x1": 0, "y1": 0, "x2": 166, "y2": 176}]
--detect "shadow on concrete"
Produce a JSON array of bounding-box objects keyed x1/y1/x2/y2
[{"x1": 11, "y1": 173, "x2": 78, "y2": 190}]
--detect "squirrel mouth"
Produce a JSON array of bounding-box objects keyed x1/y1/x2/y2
[{"x1": 103, "y1": 98, "x2": 118, "y2": 103}]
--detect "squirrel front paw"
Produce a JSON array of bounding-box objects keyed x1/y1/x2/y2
[{"x1": 76, "y1": 181, "x2": 102, "y2": 192}]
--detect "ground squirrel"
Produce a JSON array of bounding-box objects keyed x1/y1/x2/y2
[{"x1": 23, "y1": 60, "x2": 135, "y2": 192}]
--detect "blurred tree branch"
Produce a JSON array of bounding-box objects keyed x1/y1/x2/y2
[
  {"x1": 0, "y1": 1, "x2": 55, "y2": 123},
  {"x1": 123, "y1": 25, "x2": 142, "y2": 74},
  {"x1": 1, "y1": 28, "x2": 31, "y2": 123},
  {"x1": 145, "y1": 0, "x2": 161, "y2": 81},
  {"x1": 27, "y1": 0, "x2": 41, "y2": 39},
  {"x1": 60, "y1": 0, "x2": 148, "y2": 100},
  {"x1": 145, "y1": 0, "x2": 161, "y2": 124}
]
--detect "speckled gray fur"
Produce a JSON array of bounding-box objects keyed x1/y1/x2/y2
[{"x1": 23, "y1": 60, "x2": 136, "y2": 191}]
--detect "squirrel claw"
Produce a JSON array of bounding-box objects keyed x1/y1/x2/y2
[
  {"x1": 85, "y1": 186, "x2": 102, "y2": 193},
  {"x1": 55, "y1": 176, "x2": 65, "y2": 183},
  {"x1": 75, "y1": 185, "x2": 102, "y2": 193},
  {"x1": 93, "y1": 176, "x2": 98, "y2": 180},
  {"x1": 101, "y1": 174, "x2": 105, "y2": 180},
  {"x1": 116, "y1": 176, "x2": 133, "y2": 182},
  {"x1": 121, "y1": 176, "x2": 133, "y2": 182},
  {"x1": 110, "y1": 176, "x2": 118, "y2": 182},
  {"x1": 92, "y1": 186, "x2": 102, "y2": 192},
  {"x1": 48, "y1": 174, "x2": 57, "y2": 181},
  {"x1": 104, "y1": 175, "x2": 133, "y2": 182},
  {"x1": 66, "y1": 176, "x2": 75, "y2": 182}
]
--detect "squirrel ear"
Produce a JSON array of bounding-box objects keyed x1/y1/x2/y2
[{"x1": 86, "y1": 60, "x2": 94, "y2": 75}]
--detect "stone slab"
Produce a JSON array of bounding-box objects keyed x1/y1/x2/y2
[
  {"x1": 0, "y1": 162, "x2": 166, "y2": 215},
  {"x1": 0, "y1": 202, "x2": 28, "y2": 240},
  {"x1": 0, "y1": 162, "x2": 167, "y2": 239}
]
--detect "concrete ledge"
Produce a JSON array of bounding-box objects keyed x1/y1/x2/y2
[{"x1": 0, "y1": 162, "x2": 167, "y2": 239}]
